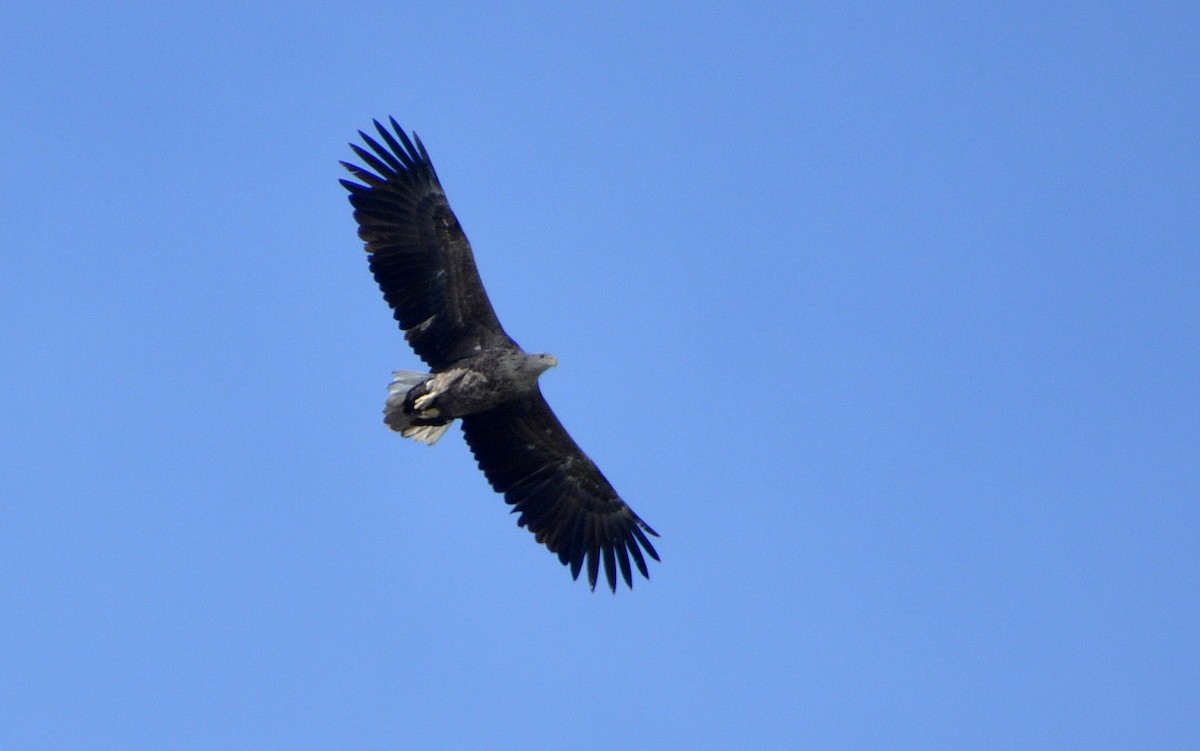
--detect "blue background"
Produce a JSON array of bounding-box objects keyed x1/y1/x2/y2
[{"x1": 3, "y1": 3, "x2": 1197, "y2": 748}]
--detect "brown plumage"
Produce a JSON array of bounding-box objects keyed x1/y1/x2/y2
[{"x1": 340, "y1": 118, "x2": 659, "y2": 591}]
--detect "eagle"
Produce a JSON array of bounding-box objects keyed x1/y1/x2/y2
[{"x1": 340, "y1": 118, "x2": 660, "y2": 592}]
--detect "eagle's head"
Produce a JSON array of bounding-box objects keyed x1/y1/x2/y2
[{"x1": 525, "y1": 352, "x2": 558, "y2": 377}]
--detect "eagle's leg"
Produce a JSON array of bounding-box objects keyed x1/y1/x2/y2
[{"x1": 383, "y1": 371, "x2": 454, "y2": 445}]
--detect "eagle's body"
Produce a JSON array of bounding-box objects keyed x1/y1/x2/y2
[
  {"x1": 340, "y1": 119, "x2": 659, "y2": 591},
  {"x1": 383, "y1": 348, "x2": 556, "y2": 445}
]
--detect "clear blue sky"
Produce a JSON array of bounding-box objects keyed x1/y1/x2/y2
[{"x1": 2, "y1": 3, "x2": 1197, "y2": 749}]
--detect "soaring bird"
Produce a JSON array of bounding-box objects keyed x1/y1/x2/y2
[{"x1": 340, "y1": 119, "x2": 659, "y2": 591}]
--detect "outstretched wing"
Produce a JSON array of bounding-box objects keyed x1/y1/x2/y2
[
  {"x1": 340, "y1": 118, "x2": 511, "y2": 369},
  {"x1": 460, "y1": 388, "x2": 660, "y2": 592}
]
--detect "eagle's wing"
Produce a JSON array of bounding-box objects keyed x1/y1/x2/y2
[
  {"x1": 340, "y1": 119, "x2": 510, "y2": 369},
  {"x1": 460, "y1": 388, "x2": 660, "y2": 591}
]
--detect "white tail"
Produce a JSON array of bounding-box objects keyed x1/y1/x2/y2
[{"x1": 384, "y1": 371, "x2": 453, "y2": 445}]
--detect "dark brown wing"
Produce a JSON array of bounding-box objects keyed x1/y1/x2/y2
[
  {"x1": 340, "y1": 118, "x2": 512, "y2": 369},
  {"x1": 460, "y1": 388, "x2": 660, "y2": 592}
]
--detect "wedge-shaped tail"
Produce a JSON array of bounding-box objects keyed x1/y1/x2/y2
[{"x1": 384, "y1": 371, "x2": 453, "y2": 445}]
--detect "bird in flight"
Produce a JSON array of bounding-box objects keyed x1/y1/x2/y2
[{"x1": 340, "y1": 118, "x2": 659, "y2": 591}]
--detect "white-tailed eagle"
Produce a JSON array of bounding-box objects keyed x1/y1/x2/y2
[{"x1": 340, "y1": 119, "x2": 660, "y2": 592}]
